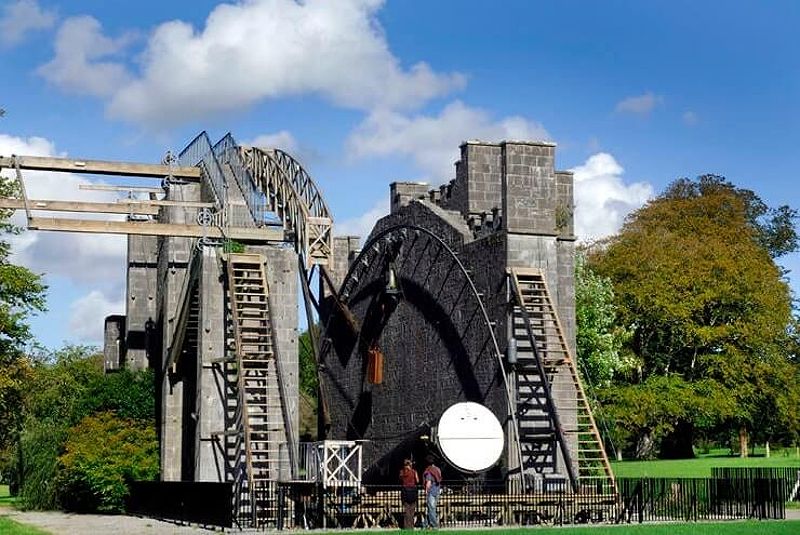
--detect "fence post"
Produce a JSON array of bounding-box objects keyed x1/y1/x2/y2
[
  {"x1": 277, "y1": 485, "x2": 285, "y2": 530},
  {"x1": 638, "y1": 481, "x2": 643, "y2": 524}
]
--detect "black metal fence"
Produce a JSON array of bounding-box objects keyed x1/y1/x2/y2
[
  {"x1": 128, "y1": 481, "x2": 233, "y2": 528},
  {"x1": 270, "y1": 475, "x2": 785, "y2": 530},
  {"x1": 711, "y1": 467, "x2": 800, "y2": 502},
  {"x1": 128, "y1": 472, "x2": 788, "y2": 530},
  {"x1": 618, "y1": 477, "x2": 785, "y2": 523}
]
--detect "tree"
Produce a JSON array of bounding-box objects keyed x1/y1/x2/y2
[
  {"x1": 575, "y1": 252, "x2": 633, "y2": 386},
  {"x1": 298, "y1": 328, "x2": 318, "y2": 399},
  {"x1": 590, "y1": 175, "x2": 798, "y2": 458},
  {"x1": 663, "y1": 175, "x2": 798, "y2": 258},
  {"x1": 298, "y1": 327, "x2": 319, "y2": 438},
  {"x1": 10, "y1": 346, "x2": 157, "y2": 509},
  {"x1": 0, "y1": 175, "x2": 47, "y2": 473}
]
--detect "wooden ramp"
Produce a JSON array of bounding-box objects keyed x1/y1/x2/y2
[{"x1": 226, "y1": 253, "x2": 295, "y2": 527}]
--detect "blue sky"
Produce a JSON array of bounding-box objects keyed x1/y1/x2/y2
[{"x1": 0, "y1": 0, "x2": 798, "y2": 348}]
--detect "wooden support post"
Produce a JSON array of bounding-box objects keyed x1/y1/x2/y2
[{"x1": 12, "y1": 158, "x2": 31, "y2": 223}]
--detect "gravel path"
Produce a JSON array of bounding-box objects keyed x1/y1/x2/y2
[{"x1": 1, "y1": 508, "x2": 220, "y2": 535}]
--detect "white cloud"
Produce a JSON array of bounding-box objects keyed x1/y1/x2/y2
[
  {"x1": 570, "y1": 152, "x2": 653, "y2": 242},
  {"x1": 246, "y1": 130, "x2": 298, "y2": 153},
  {"x1": 0, "y1": 133, "x2": 57, "y2": 158},
  {"x1": 347, "y1": 100, "x2": 550, "y2": 181},
  {"x1": 37, "y1": 15, "x2": 134, "y2": 97},
  {"x1": 68, "y1": 289, "x2": 124, "y2": 342},
  {"x1": 615, "y1": 91, "x2": 663, "y2": 115},
  {"x1": 336, "y1": 198, "x2": 389, "y2": 240},
  {"x1": 37, "y1": 0, "x2": 463, "y2": 127},
  {"x1": 682, "y1": 110, "x2": 698, "y2": 126},
  {"x1": 0, "y1": 0, "x2": 56, "y2": 47},
  {"x1": 0, "y1": 133, "x2": 127, "y2": 290}
]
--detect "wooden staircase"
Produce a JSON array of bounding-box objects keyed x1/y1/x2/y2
[
  {"x1": 510, "y1": 268, "x2": 616, "y2": 495},
  {"x1": 226, "y1": 253, "x2": 293, "y2": 527}
]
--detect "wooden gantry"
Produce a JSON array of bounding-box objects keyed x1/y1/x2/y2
[{"x1": 0, "y1": 154, "x2": 285, "y2": 242}]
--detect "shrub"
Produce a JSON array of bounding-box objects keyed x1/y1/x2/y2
[
  {"x1": 81, "y1": 368, "x2": 155, "y2": 422},
  {"x1": 56, "y1": 412, "x2": 158, "y2": 513},
  {"x1": 17, "y1": 420, "x2": 65, "y2": 510}
]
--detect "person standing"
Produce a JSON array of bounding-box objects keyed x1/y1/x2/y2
[
  {"x1": 423, "y1": 455, "x2": 442, "y2": 529},
  {"x1": 399, "y1": 458, "x2": 419, "y2": 529}
]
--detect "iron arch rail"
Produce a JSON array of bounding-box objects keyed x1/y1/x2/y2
[{"x1": 179, "y1": 131, "x2": 333, "y2": 267}]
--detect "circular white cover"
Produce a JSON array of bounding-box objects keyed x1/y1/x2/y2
[{"x1": 436, "y1": 402, "x2": 504, "y2": 472}]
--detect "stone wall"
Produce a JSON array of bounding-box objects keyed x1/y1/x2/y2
[
  {"x1": 125, "y1": 233, "x2": 159, "y2": 370},
  {"x1": 329, "y1": 235, "x2": 362, "y2": 290},
  {"x1": 103, "y1": 315, "x2": 125, "y2": 371},
  {"x1": 255, "y1": 246, "x2": 300, "y2": 441},
  {"x1": 439, "y1": 142, "x2": 504, "y2": 216},
  {"x1": 502, "y1": 142, "x2": 558, "y2": 235},
  {"x1": 157, "y1": 181, "x2": 201, "y2": 482},
  {"x1": 194, "y1": 248, "x2": 226, "y2": 482},
  {"x1": 390, "y1": 182, "x2": 429, "y2": 214}
]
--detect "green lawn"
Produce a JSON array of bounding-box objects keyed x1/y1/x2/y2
[
  {"x1": 426, "y1": 523, "x2": 800, "y2": 535},
  {"x1": 611, "y1": 448, "x2": 800, "y2": 478},
  {"x1": 0, "y1": 517, "x2": 49, "y2": 535},
  {"x1": 0, "y1": 484, "x2": 17, "y2": 507},
  {"x1": 1, "y1": 485, "x2": 48, "y2": 534}
]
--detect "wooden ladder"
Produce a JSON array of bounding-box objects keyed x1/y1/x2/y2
[
  {"x1": 226, "y1": 253, "x2": 290, "y2": 526},
  {"x1": 510, "y1": 267, "x2": 616, "y2": 495}
]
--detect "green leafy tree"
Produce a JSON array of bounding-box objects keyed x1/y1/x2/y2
[
  {"x1": 663, "y1": 174, "x2": 798, "y2": 258},
  {"x1": 298, "y1": 327, "x2": 319, "y2": 438},
  {"x1": 597, "y1": 375, "x2": 734, "y2": 459},
  {"x1": 0, "y1": 175, "x2": 47, "y2": 478},
  {"x1": 23, "y1": 346, "x2": 105, "y2": 426},
  {"x1": 298, "y1": 328, "x2": 318, "y2": 398},
  {"x1": 575, "y1": 252, "x2": 633, "y2": 386},
  {"x1": 11, "y1": 347, "x2": 156, "y2": 508},
  {"x1": 590, "y1": 176, "x2": 798, "y2": 458}
]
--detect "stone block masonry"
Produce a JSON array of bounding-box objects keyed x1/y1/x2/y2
[{"x1": 125, "y1": 233, "x2": 159, "y2": 370}]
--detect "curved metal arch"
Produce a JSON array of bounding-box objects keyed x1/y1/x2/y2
[
  {"x1": 270, "y1": 149, "x2": 332, "y2": 221},
  {"x1": 325, "y1": 223, "x2": 524, "y2": 473},
  {"x1": 181, "y1": 131, "x2": 333, "y2": 266},
  {"x1": 240, "y1": 146, "x2": 333, "y2": 266}
]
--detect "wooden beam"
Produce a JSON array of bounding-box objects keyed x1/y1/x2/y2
[
  {"x1": 0, "y1": 198, "x2": 160, "y2": 216},
  {"x1": 117, "y1": 199, "x2": 216, "y2": 208},
  {"x1": 79, "y1": 184, "x2": 165, "y2": 194},
  {"x1": 0, "y1": 155, "x2": 201, "y2": 180},
  {"x1": 27, "y1": 217, "x2": 285, "y2": 241}
]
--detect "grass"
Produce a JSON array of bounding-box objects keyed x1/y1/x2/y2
[
  {"x1": 0, "y1": 517, "x2": 50, "y2": 535},
  {"x1": 0, "y1": 485, "x2": 48, "y2": 534},
  {"x1": 415, "y1": 524, "x2": 800, "y2": 535},
  {"x1": 0, "y1": 484, "x2": 18, "y2": 507},
  {"x1": 611, "y1": 448, "x2": 800, "y2": 478}
]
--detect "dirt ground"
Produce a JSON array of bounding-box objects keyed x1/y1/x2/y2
[{"x1": 1, "y1": 507, "x2": 220, "y2": 534}]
